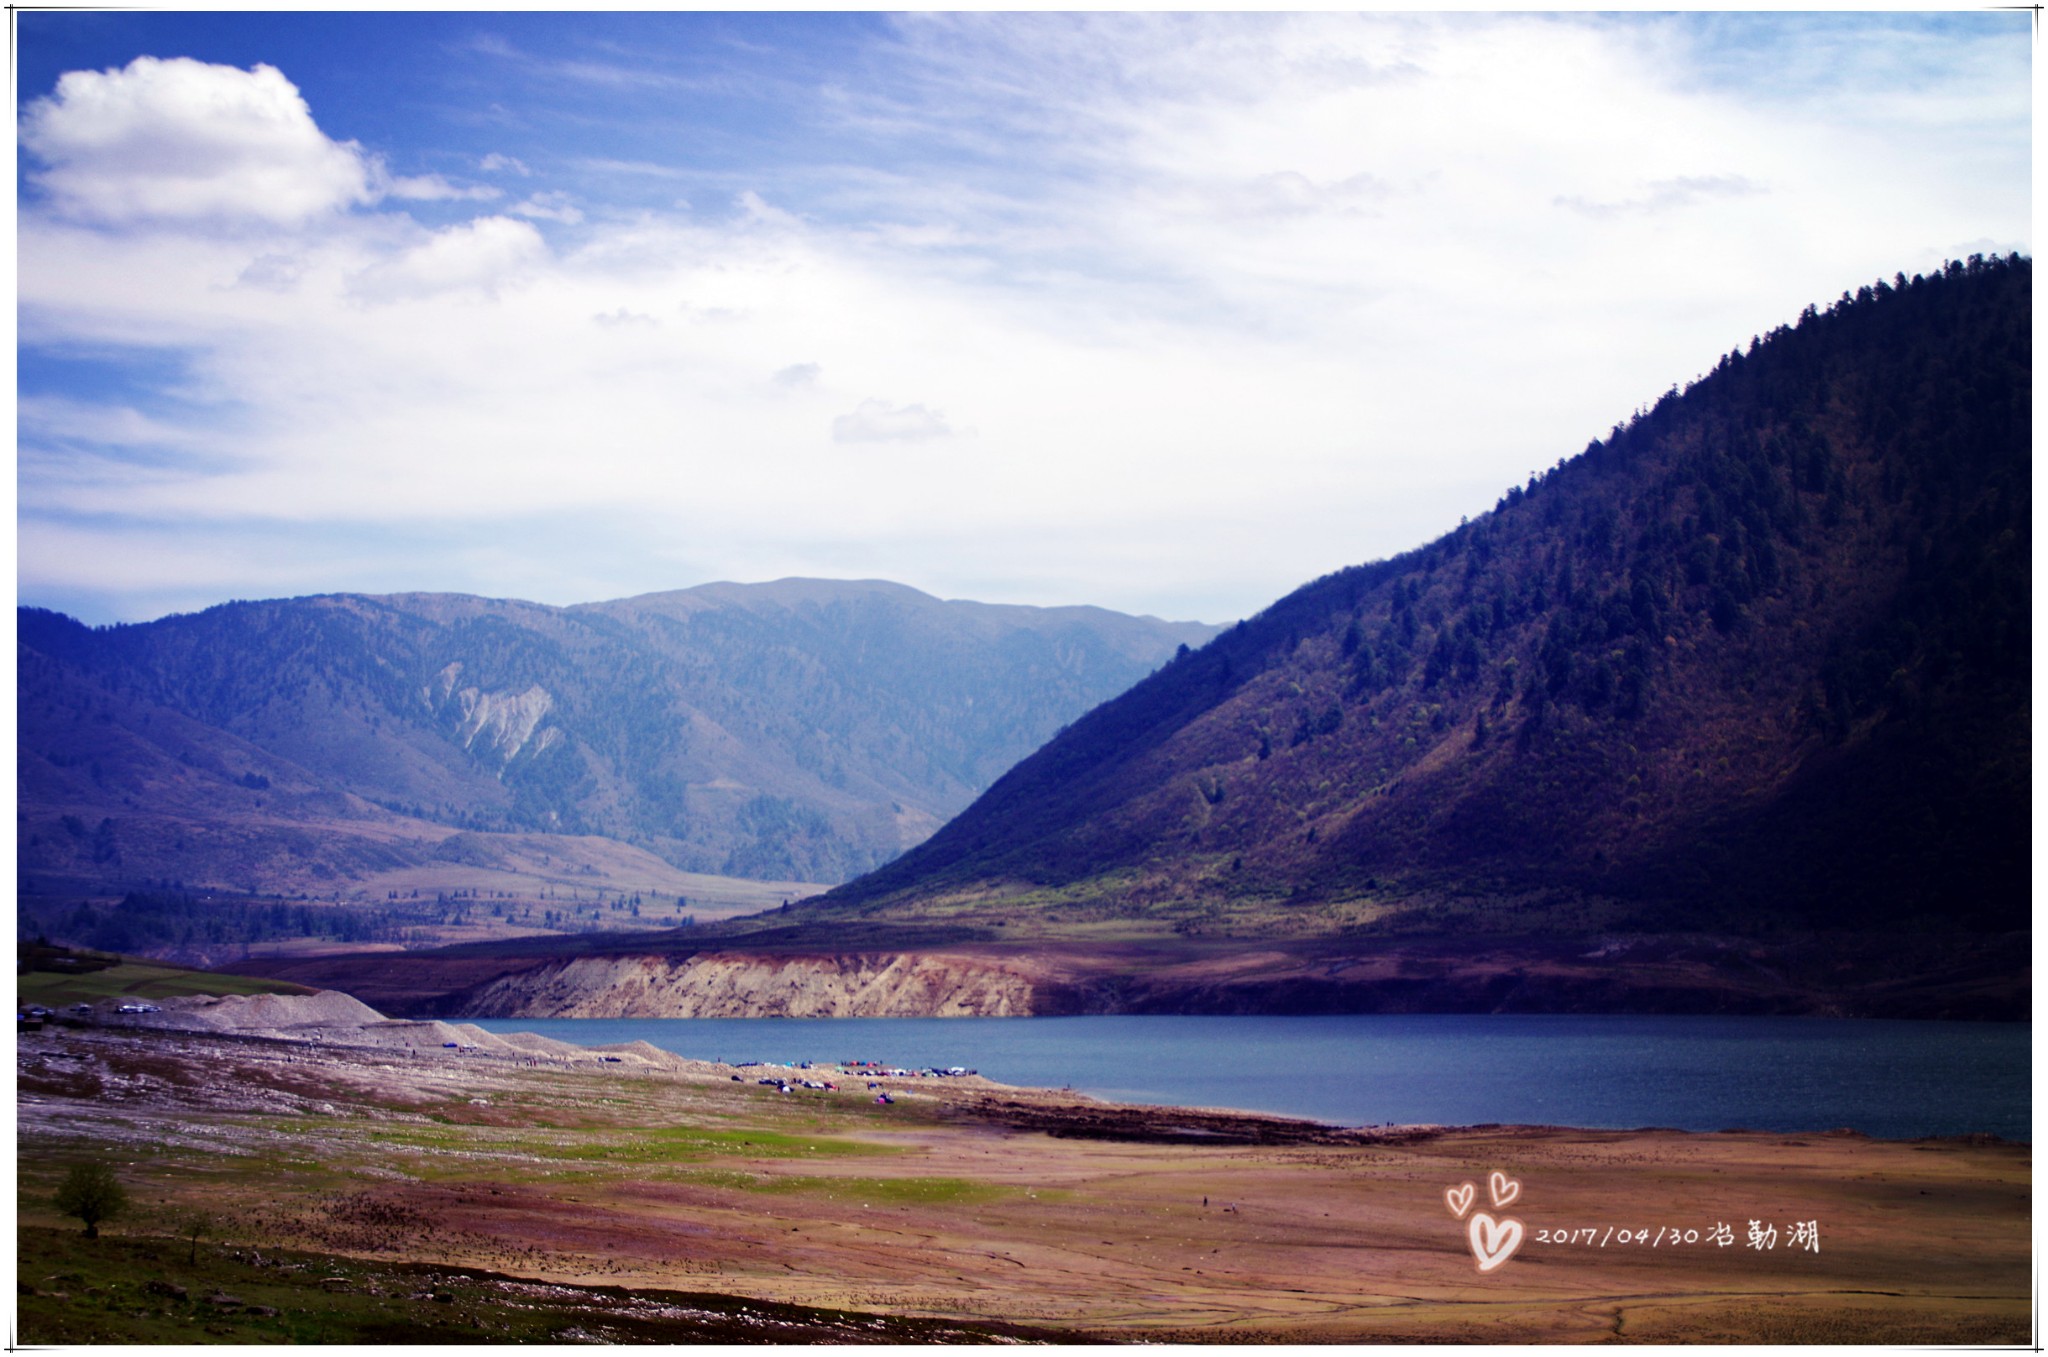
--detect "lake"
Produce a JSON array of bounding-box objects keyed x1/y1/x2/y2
[{"x1": 466, "y1": 1013, "x2": 2030, "y2": 1142}]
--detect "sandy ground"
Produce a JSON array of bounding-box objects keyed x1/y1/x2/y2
[{"x1": 15, "y1": 1008, "x2": 2032, "y2": 1344}]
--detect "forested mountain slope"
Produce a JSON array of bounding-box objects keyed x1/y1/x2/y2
[{"x1": 819, "y1": 256, "x2": 2030, "y2": 939}]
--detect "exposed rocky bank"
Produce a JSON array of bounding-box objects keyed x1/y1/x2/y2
[
  {"x1": 227, "y1": 928, "x2": 2028, "y2": 1022},
  {"x1": 446, "y1": 951, "x2": 1046, "y2": 1019}
]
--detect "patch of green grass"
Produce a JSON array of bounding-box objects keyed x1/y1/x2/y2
[
  {"x1": 360, "y1": 1123, "x2": 882, "y2": 1164},
  {"x1": 763, "y1": 1174, "x2": 1009, "y2": 1205},
  {"x1": 675, "y1": 1170, "x2": 1011, "y2": 1205},
  {"x1": 18, "y1": 961, "x2": 315, "y2": 1007}
]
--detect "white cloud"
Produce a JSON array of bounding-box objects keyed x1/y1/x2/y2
[
  {"x1": 575, "y1": 157, "x2": 692, "y2": 180},
  {"x1": 346, "y1": 215, "x2": 549, "y2": 302},
  {"x1": 480, "y1": 152, "x2": 532, "y2": 176},
  {"x1": 14, "y1": 15, "x2": 2030, "y2": 626},
  {"x1": 735, "y1": 190, "x2": 803, "y2": 229},
  {"x1": 1555, "y1": 175, "x2": 1765, "y2": 220},
  {"x1": 382, "y1": 173, "x2": 501, "y2": 203},
  {"x1": 1215, "y1": 170, "x2": 1394, "y2": 220},
  {"x1": 832, "y1": 400, "x2": 956, "y2": 444},
  {"x1": 20, "y1": 56, "x2": 376, "y2": 225},
  {"x1": 235, "y1": 252, "x2": 309, "y2": 292},
  {"x1": 510, "y1": 191, "x2": 585, "y2": 224}
]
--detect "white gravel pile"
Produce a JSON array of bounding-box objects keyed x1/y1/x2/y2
[
  {"x1": 150, "y1": 989, "x2": 387, "y2": 1031},
  {"x1": 119, "y1": 992, "x2": 688, "y2": 1069}
]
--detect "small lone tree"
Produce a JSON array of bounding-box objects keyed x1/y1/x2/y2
[
  {"x1": 54, "y1": 1161, "x2": 128, "y2": 1239},
  {"x1": 179, "y1": 1209, "x2": 216, "y2": 1264}
]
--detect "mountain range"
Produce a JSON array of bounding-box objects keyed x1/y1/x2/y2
[
  {"x1": 17, "y1": 580, "x2": 1221, "y2": 901},
  {"x1": 64, "y1": 254, "x2": 2038, "y2": 1020}
]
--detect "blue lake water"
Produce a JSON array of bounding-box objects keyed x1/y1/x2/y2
[{"x1": 467, "y1": 1013, "x2": 2030, "y2": 1142}]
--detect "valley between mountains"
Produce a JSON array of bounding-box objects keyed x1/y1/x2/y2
[{"x1": 25, "y1": 257, "x2": 2032, "y2": 1021}]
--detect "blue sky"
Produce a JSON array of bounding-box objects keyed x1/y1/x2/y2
[{"x1": 15, "y1": 10, "x2": 2032, "y2": 626}]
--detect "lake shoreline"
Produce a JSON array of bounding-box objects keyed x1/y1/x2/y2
[
  {"x1": 18, "y1": 1016, "x2": 2033, "y2": 1343},
  {"x1": 466, "y1": 1009, "x2": 2033, "y2": 1142},
  {"x1": 54, "y1": 1011, "x2": 2036, "y2": 1149}
]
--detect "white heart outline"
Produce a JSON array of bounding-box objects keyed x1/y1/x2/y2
[
  {"x1": 1489, "y1": 1170, "x2": 1521, "y2": 1209},
  {"x1": 1467, "y1": 1210, "x2": 1524, "y2": 1273},
  {"x1": 1444, "y1": 1181, "x2": 1476, "y2": 1219}
]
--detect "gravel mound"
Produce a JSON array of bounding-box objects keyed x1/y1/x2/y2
[
  {"x1": 154, "y1": 990, "x2": 387, "y2": 1031},
  {"x1": 124, "y1": 992, "x2": 683, "y2": 1068}
]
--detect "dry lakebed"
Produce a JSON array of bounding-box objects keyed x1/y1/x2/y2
[{"x1": 14, "y1": 991, "x2": 2030, "y2": 1344}]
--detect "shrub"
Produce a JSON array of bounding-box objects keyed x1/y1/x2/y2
[{"x1": 54, "y1": 1161, "x2": 127, "y2": 1239}]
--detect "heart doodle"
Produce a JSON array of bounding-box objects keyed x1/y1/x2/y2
[
  {"x1": 1488, "y1": 1170, "x2": 1521, "y2": 1209},
  {"x1": 1443, "y1": 1181, "x2": 1476, "y2": 1219},
  {"x1": 1467, "y1": 1211, "x2": 1524, "y2": 1273}
]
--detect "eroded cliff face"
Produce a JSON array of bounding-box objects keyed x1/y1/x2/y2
[
  {"x1": 448, "y1": 951, "x2": 1044, "y2": 1019},
  {"x1": 242, "y1": 928, "x2": 2024, "y2": 1023}
]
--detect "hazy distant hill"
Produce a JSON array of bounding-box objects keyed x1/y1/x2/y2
[
  {"x1": 820, "y1": 256, "x2": 2030, "y2": 939},
  {"x1": 17, "y1": 580, "x2": 1221, "y2": 893}
]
